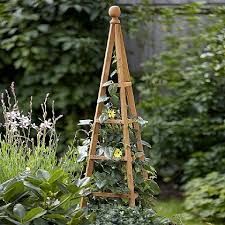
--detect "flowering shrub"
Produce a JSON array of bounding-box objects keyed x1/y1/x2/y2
[{"x1": 0, "y1": 83, "x2": 79, "y2": 184}]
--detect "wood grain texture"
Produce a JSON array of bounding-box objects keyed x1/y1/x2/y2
[{"x1": 81, "y1": 6, "x2": 147, "y2": 207}]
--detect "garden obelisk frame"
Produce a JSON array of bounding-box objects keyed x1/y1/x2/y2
[{"x1": 81, "y1": 6, "x2": 146, "y2": 207}]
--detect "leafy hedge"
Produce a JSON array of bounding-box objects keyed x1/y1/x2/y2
[
  {"x1": 0, "y1": 169, "x2": 91, "y2": 224},
  {"x1": 184, "y1": 172, "x2": 225, "y2": 222},
  {"x1": 90, "y1": 204, "x2": 174, "y2": 225},
  {"x1": 0, "y1": 0, "x2": 112, "y2": 143},
  {"x1": 132, "y1": 3, "x2": 225, "y2": 221},
  {"x1": 135, "y1": 3, "x2": 225, "y2": 184}
]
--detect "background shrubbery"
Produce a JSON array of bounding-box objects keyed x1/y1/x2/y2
[
  {"x1": 131, "y1": 1, "x2": 225, "y2": 221},
  {"x1": 0, "y1": 0, "x2": 113, "y2": 144},
  {"x1": 1, "y1": 0, "x2": 225, "y2": 223}
]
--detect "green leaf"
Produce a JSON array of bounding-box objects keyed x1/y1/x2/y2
[
  {"x1": 98, "y1": 113, "x2": 109, "y2": 124},
  {"x1": 75, "y1": 177, "x2": 90, "y2": 187},
  {"x1": 69, "y1": 210, "x2": 85, "y2": 225},
  {"x1": 37, "y1": 24, "x2": 49, "y2": 33},
  {"x1": 67, "y1": 184, "x2": 81, "y2": 194},
  {"x1": 33, "y1": 218, "x2": 49, "y2": 225},
  {"x1": 136, "y1": 117, "x2": 148, "y2": 126},
  {"x1": 102, "y1": 80, "x2": 113, "y2": 87},
  {"x1": 97, "y1": 95, "x2": 109, "y2": 103},
  {"x1": 104, "y1": 147, "x2": 114, "y2": 159},
  {"x1": 77, "y1": 145, "x2": 88, "y2": 162},
  {"x1": 43, "y1": 214, "x2": 67, "y2": 222},
  {"x1": 13, "y1": 204, "x2": 26, "y2": 219},
  {"x1": 77, "y1": 119, "x2": 93, "y2": 125},
  {"x1": 111, "y1": 95, "x2": 120, "y2": 107},
  {"x1": 48, "y1": 169, "x2": 64, "y2": 184},
  {"x1": 3, "y1": 217, "x2": 23, "y2": 225},
  {"x1": 97, "y1": 147, "x2": 104, "y2": 156},
  {"x1": 36, "y1": 170, "x2": 50, "y2": 181},
  {"x1": 110, "y1": 69, "x2": 117, "y2": 78},
  {"x1": 143, "y1": 164, "x2": 157, "y2": 176},
  {"x1": 108, "y1": 83, "x2": 118, "y2": 96},
  {"x1": 23, "y1": 181, "x2": 44, "y2": 199},
  {"x1": 95, "y1": 179, "x2": 107, "y2": 189},
  {"x1": 4, "y1": 181, "x2": 24, "y2": 202},
  {"x1": 141, "y1": 140, "x2": 151, "y2": 148},
  {"x1": 23, "y1": 207, "x2": 47, "y2": 223},
  {"x1": 147, "y1": 180, "x2": 160, "y2": 195}
]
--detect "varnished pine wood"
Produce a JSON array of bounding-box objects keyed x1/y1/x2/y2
[
  {"x1": 85, "y1": 24, "x2": 115, "y2": 176},
  {"x1": 89, "y1": 155, "x2": 127, "y2": 161},
  {"x1": 92, "y1": 192, "x2": 138, "y2": 199},
  {"x1": 119, "y1": 24, "x2": 148, "y2": 179},
  {"x1": 95, "y1": 118, "x2": 133, "y2": 124},
  {"x1": 115, "y1": 23, "x2": 136, "y2": 207},
  {"x1": 80, "y1": 23, "x2": 115, "y2": 208},
  {"x1": 118, "y1": 81, "x2": 132, "y2": 87},
  {"x1": 81, "y1": 6, "x2": 146, "y2": 208}
]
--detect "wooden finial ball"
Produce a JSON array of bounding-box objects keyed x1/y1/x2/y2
[{"x1": 109, "y1": 6, "x2": 121, "y2": 18}]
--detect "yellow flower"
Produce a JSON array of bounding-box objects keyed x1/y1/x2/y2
[
  {"x1": 108, "y1": 109, "x2": 116, "y2": 119},
  {"x1": 113, "y1": 148, "x2": 122, "y2": 158}
]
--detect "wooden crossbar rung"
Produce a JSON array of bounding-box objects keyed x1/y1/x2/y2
[
  {"x1": 95, "y1": 119, "x2": 133, "y2": 124},
  {"x1": 90, "y1": 155, "x2": 127, "y2": 161},
  {"x1": 92, "y1": 192, "x2": 138, "y2": 199},
  {"x1": 96, "y1": 119, "x2": 123, "y2": 124},
  {"x1": 118, "y1": 81, "x2": 132, "y2": 87}
]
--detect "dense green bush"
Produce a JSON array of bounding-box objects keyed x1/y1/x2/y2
[
  {"x1": 0, "y1": 169, "x2": 91, "y2": 224},
  {"x1": 183, "y1": 145, "x2": 225, "y2": 182},
  {"x1": 184, "y1": 172, "x2": 225, "y2": 222},
  {"x1": 90, "y1": 204, "x2": 173, "y2": 225},
  {"x1": 134, "y1": 2, "x2": 225, "y2": 183},
  {"x1": 130, "y1": 4, "x2": 225, "y2": 222},
  {"x1": 0, "y1": 0, "x2": 112, "y2": 143}
]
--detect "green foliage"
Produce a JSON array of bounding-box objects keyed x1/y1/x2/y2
[
  {"x1": 133, "y1": 2, "x2": 225, "y2": 183},
  {"x1": 0, "y1": 169, "x2": 91, "y2": 225},
  {"x1": 90, "y1": 204, "x2": 173, "y2": 225},
  {"x1": 0, "y1": 0, "x2": 113, "y2": 144},
  {"x1": 78, "y1": 66, "x2": 159, "y2": 207},
  {"x1": 155, "y1": 199, "x2": 212, "y2": 225},
  {"x1": 183, "y1": 145, "x2": 225, "y2": 182},
  {"x1": 0, "y1": 84, "x2": 80, "y2": 184},
  {"x1": 184, "y1": 172, "x2": 225, "y2": 222}
]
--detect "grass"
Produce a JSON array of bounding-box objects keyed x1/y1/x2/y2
[{"x1": 154, "y1": 198, "x2": 216, "y2": 225}]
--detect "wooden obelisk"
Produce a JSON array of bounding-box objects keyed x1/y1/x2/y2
[{"x1": 81, "y1": 6, "x2": 146, "y2": 207}]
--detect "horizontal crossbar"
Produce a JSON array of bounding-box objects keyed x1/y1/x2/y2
[
  {"x1": 92, "y1": 192, "x2": 138, "y2": 199},
  {"x1": 95, "y1": 119, "x2": 133, "y2": 124},
  {"x1": 118, "y1": 81, "x2": 132, "y2": 87},
  {"x1": 89, "y1": 155, "x2": 127, "y2": 161}
]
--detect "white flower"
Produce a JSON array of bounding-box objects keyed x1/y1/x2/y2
[
  {"x1": 40, "y1": 119, "x2": 53, "y2": 130},
  {"x1": 18, "y1": 115, "x2": 31, "y2": 129},
  {"x1": 9, "y1": 121, "x2": 19, "y2": 132},
  {"x1": 6, "y1": 110, "x2": 20, "y2": 121},
  {"x1": 31, "y1": 123, "x2": 38, "y2": 130}
]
